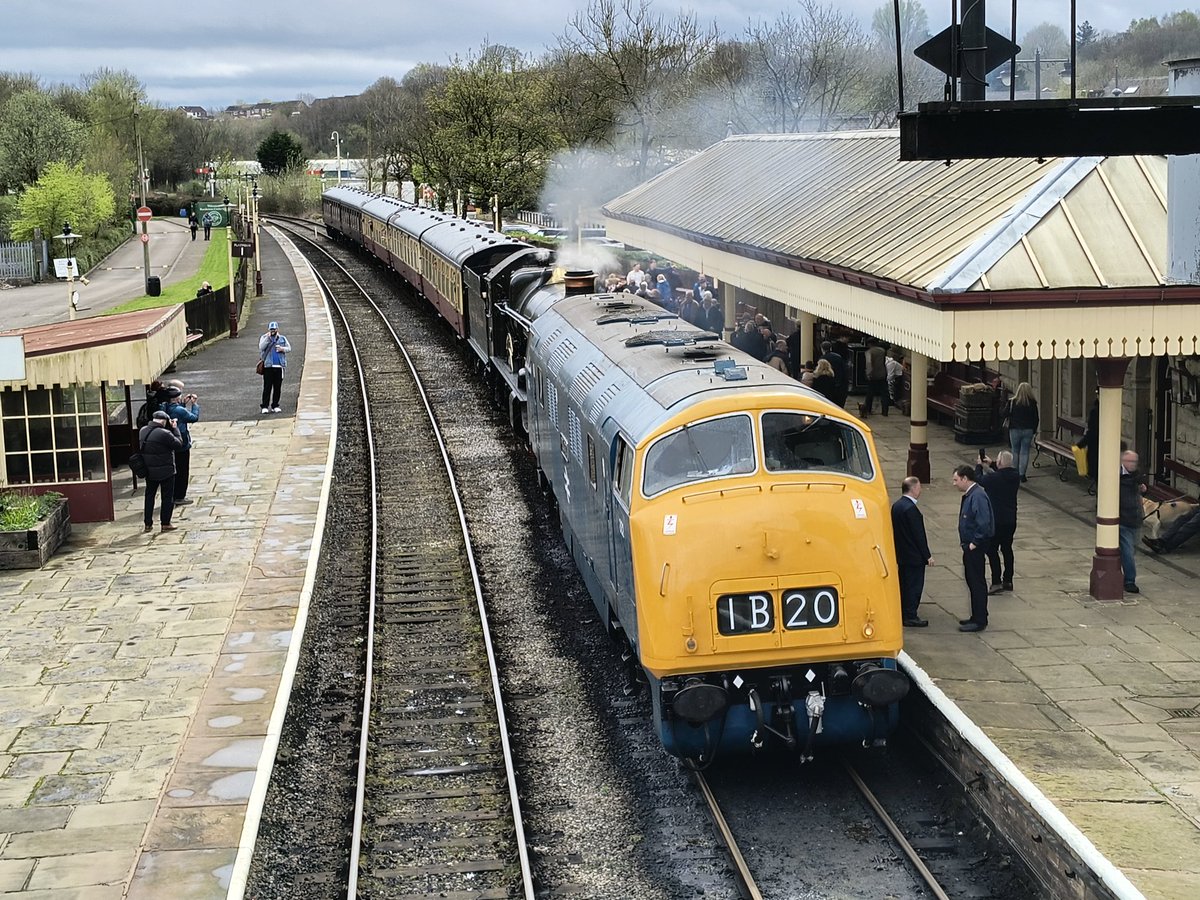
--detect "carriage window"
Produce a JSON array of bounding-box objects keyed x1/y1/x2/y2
[
  {"x1": 587, "y1": 434, "x2": 597, "y2": 487},
  {"x1": 643, "y1": 415, "x2": 755, "y2": 496},
  {"x1": 762, "y1": 412, "x2": 874, "y2": 480}
]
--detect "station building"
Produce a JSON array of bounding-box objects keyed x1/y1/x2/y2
[
  {"x1": 0, "y1": 307, "x2": 188, "y2": 522},
  {"x1": 603, "y1": 130, "x2": 1200, "y2": 601}
]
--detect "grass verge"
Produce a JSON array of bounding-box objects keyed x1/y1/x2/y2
[{"x1": 104, "y1": 228, "x2": 233, "y2": 315}]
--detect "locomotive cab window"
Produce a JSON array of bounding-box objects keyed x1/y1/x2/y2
[
  {"x1": 614, "y1": 438, "x2": 634, "y2": 509},
  {"x1": 761, "y1": 412, "x2": 874, "y2": 480},
  {"x1": 643, "y1": 414, "x2": 755, "y2": 497}
]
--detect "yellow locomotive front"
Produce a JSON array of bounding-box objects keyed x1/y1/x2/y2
[{"x1": 626, "y1": 391, "x2": 908, "y2": 759}]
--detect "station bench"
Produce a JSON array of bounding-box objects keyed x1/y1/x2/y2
[
  {"x1": 1033, "y1": 416, "x2": 1086, "y2": 482},
  {"x1": 1152, "y1": 457, "x2": 1200, "y2": 503}
]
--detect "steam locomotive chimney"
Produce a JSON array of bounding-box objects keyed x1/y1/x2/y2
[{"x1": 564, "y1": 269, "x2": 597, "y2": 297}]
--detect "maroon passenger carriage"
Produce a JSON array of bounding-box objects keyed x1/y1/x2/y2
[{"x1": 321, "y1": 186, "x2": 525, "y2": 338}]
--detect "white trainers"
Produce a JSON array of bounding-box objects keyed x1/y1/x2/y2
[
  {"x1": 261, "y1": 407, "x2": 269, "y2": 414},
  {"x1": 271, "y1": 407, "x2": 282, "y2": 413}
]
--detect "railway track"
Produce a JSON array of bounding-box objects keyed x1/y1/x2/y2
[
  {"x1": 697, "y1": 759, "x2": 954, "y2": 899},
  {"x1": 274, "y1": 221, "x2": 534, "y2": 899}
]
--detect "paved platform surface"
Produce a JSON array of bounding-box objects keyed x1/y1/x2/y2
[
  {"x1": 0, "y1": 226, "x2": 333, "y2": 898},
  {"x1": 1, "y1": 221, "x2": 1198, "y2": 898},
  {"x1": 867, "y1": 411, "x2": 1200, "y2": 900}
]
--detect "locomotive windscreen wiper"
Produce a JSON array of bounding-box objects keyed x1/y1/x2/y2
[
  {"x1": 797, "y1": 414, "x2": 826, "y2": 434},
  {"x1": 683, "y1": 424, "x2": 710, "y2": 471}
]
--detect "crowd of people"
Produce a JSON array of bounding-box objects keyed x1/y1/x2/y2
[{"x1": 603, "y1": 261, "x2": 725, "y2": 334}]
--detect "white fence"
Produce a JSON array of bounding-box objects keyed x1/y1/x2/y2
[{"x1": 0, "y1": 241, "x2": 37, "y2": 282}]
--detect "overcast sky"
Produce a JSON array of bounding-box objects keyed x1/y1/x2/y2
[{"x1": 5, "y1": 0, "x2": 1180, "y2": 108}]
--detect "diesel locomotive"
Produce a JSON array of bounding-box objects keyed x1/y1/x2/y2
[{"x1": 322, "y1": 186, "x2": 909, "y2": 761}]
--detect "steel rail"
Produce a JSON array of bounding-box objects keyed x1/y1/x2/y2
[
  {"x1": 300, "y1": 266, "x2": 379, "y2": 900},
  {"x1": 843, "y1": 761, "x2": 952, "y2": 900},
  {"x1": 692, "y1": 771, "x2": 764, "y2": 900},
  {"x1": 277, "y1": 222, "x2": 536, "y2": 900}
]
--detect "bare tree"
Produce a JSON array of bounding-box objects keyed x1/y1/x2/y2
[{"x1": 559, "y1": 0, "x2": 717, "y2": 179}]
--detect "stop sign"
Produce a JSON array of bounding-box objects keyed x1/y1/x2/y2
[{"x1": 136, "y1": 206, "x2": 152, "y2": 222}]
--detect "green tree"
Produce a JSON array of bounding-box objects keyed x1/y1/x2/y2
[
  {"x1": 426, "y1": 45, "x2": 557, "y2": 210},
  {"x1": 0, "y1": 90, "x2": 84, "y2": 191},
  {"x1": 1077, "y1": 20, "x2": 1098, "y2": 47},
  {"x1": 1021, "y1": 22, "x2": 1070, "y2": 58},
  {"x1": 256, "y1": 130, "x2": 306, "y2": 176},
  {"x1": 12, "y1": 161, "x2": 116, "y2": 241}
]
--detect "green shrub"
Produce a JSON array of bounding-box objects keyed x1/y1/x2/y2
[{"x1": 0, "y1": 491, "x2": 63, "y2": 532}]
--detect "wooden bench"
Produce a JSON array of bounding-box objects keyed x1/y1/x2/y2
[
  {"x1": 926, "y1": 371, "x2": 968, "y2": 422},
  {"x1": 1160, "y1": 457, "x2": 1200, "y2": 502},
  {"x1": 1033, "y1": 416, "x2": 1086, "y2": 482}
]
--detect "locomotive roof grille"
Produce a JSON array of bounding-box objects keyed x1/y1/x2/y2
[{"x1": 624, "y1": 329, "x2": 722, "y2": 348}]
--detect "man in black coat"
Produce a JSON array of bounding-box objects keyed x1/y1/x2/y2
[
  {"x1": 976, "y1": 450, "x2": 1021, "y2": 592},
  {"x1": 819, "y1": 341, "x2": 848, "y2": 408},
  {"x1": 138, "y1": 411, "x2": 183, "y2": 534},
  {"x1": 891, "y1": 476, "x2": 933, "y2": 627}
]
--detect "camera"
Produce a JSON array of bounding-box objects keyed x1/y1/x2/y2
[{"x1": 978, "y1": 448, "x2": 987, "y2": 461}]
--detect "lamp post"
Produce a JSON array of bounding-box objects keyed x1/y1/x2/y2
[
  {"x1": 331, "y1": 131, "x2": 342, "y2": 185},
  {"x1": 252, "y1": 181, "x2": 262, "y2": 296},
  {"x1": 53, "y1": 222, "x2": 79, "y2": 321},
  {"x1": 224, "y1": 196, "x2": 238, "y2": 338}
]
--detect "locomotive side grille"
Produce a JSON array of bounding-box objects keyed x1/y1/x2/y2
[
  {"x1": 568, "y1": 408, "x2": 583, "y2": 462},
  {"x1": 568, "y1": 362, "x2": 603, "y2": 406},
  {"x1": 547, "y1": 339, "x2": 576, "y2": 376},
  {"x1": 587, "y1": 384, "x2": 620, "y2": 420},
  {"x1": 547, "y1": 382, "x2": 559, "y2": 427}
]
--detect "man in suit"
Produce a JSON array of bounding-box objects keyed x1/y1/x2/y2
[
  {"x1": 953, "y1": 464, "x2": 995, "y2": 632},
  {"x1": 891, "y1": 476, "x2": 934, "y2": 627}
]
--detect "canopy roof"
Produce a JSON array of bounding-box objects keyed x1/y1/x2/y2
[{"x1": 604, "y1": 131, "x2": 1199, "y2": 361}]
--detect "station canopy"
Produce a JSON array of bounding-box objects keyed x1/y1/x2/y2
[
  {"x1": 0, "y1": 306, "x2": 188, "y2": 390},
  {"x1": 603, "y1": 131, "x2": 1200, "y2": 362}
]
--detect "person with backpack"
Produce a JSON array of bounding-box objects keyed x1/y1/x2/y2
[{"x1": 139, "y1": 411, "x2": 183, "y2": 533}]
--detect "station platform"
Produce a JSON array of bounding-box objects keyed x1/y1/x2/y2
[
  {"x1": 869, "y1": 411, "x2": 1200, "y2": 900},
  {"x1": 0, "y1": 224, "x2": 1197, "y2": 899},
  {"x1": 0, "y1": 226, "x2": 333, "y2": 898}
]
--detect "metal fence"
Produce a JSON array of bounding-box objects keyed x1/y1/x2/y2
[{"x1": 0, "y1": 241, "x2": 37, "y2": 283}]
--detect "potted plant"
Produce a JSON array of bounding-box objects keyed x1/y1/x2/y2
[{"x1": 0, "y1": 491, "x2": 70, "y2": 569}]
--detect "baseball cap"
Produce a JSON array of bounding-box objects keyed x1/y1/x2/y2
[{"x1": 268, "y1": 321, "x2": 279, "y2": 330}]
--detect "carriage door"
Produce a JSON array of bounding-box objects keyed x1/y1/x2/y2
[{"x1": 609, "y1": 433, "x2": 634, "y2": 602}]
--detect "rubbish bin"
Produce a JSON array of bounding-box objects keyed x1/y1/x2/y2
[{"x1": 147, "y1": 276, "x2": 161, "y2": 296}]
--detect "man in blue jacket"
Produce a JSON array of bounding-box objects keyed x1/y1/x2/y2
[
  {"x1": 953, "y1": 464, "x2": 995, "y2": 632},
  {"x1": 164, "y1": 386, "x2": 201, "y2": 506}
]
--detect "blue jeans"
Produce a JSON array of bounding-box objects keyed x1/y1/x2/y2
[
  {"x1": 1009, "y1": 428, "x2": 1034, "y2": 477},
  {"x1": 1119, "y1": 524, "x2": 1137, "y2": 585}
]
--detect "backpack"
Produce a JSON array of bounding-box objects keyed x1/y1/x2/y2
[
  {"x1": 128, "y1": 452, "x2": 148, "y2": 479},
  {"x1": 136, "y1": 401, "x2": 158, "y2": 429}
]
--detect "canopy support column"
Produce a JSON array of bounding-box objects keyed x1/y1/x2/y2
[
  {"x1": 1090, "y1": 358, "x2": 1131, "y2": 601},
  {"x1": 907, "y1": 352, "x2": 930, "y2": 483}
]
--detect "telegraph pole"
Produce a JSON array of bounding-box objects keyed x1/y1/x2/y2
[{"x1": 134, "y1": 103, "x2": 151, "y2": 293}]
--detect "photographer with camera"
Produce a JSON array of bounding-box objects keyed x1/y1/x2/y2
[
  {"x1": 258, "y1": 321, "x2": 292, "y2": 414},
  {"x1": 164, "y1": 386, "x2": 201, "y2": 507},
  {"x1": 138, "y1": 411, "x2": 183, "y2": 534}
]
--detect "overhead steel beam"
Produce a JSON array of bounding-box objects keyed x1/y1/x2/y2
[{"x1": 899, "y1": 98, "x2": 1200, "y2": 160}]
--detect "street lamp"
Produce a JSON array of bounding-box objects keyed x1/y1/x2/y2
[
  {"x1": 223, "y1": 196, "x2": 238, "y2": 338},
  {"x1": 331, "y1": 131, "x2": 342, "y2": 185},
  {"x1": 53, "y1": 223, "x2": 80, "y2": 321},
  {"x1": 251, "y1": 181, "x2": 262, "y2": 296}
]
